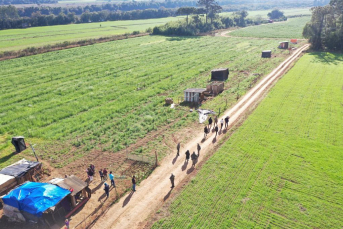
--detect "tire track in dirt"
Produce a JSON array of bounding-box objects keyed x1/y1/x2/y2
[{"x1": 89, "y1": 44, "x2": 309, "y2": 229}]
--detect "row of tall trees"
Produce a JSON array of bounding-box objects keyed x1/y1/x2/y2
[{"x1": 303, "y1": 0, "x2": 343, "y2": 50}]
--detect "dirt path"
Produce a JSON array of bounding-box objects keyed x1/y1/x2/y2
[
  {"x1": 219, "y1": 29, "x2": 306, "y2": 41},
  {"x1": 89, "y1": 44, "x2": 309, "y2": 229}
]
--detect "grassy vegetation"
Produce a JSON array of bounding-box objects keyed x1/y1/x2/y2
[
  {"x1": 0, "y1": 17, "x2": 183, "y2": 52},
  {"x1": 152, "y1": 52, "x2": 343, "y2": 228},
  {"x1": 221, "y1": 8, "x2": 311, "y2": 19},
  {"x1": 0, "y1": 35, "x2": 305, "y2": 168},
  {"x1": 229, "y1": 16, "x2": 311, "y2": 39}
]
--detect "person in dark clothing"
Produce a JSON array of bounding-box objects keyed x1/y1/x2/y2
[
  {"x1": 176, "y1": 142, "x2": 180, "y2": 156},
  {"x1": 104, "y1": 183, "x2": 110, "y2": 198},
  {"x1": 225, "y1": 116, "x2": 230, "y2": 128},
  {"x1": 99, "y1": 169, "x2": 104, "y2": 182},
  {"x1": 197, "y1": 143, "x2": 201, "y2": 156},
  {"x1": 87, "y1": 168, "x2": 94, "y2": 182},
  {"x1": 90, "y1": 164, "x2": 95, "y2": 173},
  {"x1": 103, "y1": 168, "x2": 108, "y2": 180},
  {"x1": 191, "y1": 152, "x2": 199, "y2": 167},
  {"x1": 215, "y1": 126, "x2": 219, "y2": 137},
  {"x1": 185, "y1": 150, "x2": 190, "y2": 162},
  {"x1": 208, "y1": 117, "x2": 213, "y2": 130},
  {"x1": 214, "y1": 116, "x2": 218, "y2": 127},
  {"x1": 204, "y1": 126, "x2": 208, "y2": 138},
  {"x1": 170, "y1": 173, "x2": 175, "y2": 188},
  {"x1": 132, "y1": 176, "x2": 136, "y2": 191}
]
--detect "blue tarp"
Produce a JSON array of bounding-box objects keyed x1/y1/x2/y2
[{"x1": 2, "y1": 182, "x2": 70, "y2": 217}]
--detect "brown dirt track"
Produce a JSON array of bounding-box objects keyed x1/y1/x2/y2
[{"x1": 88, "y1": 44, "x2": 310, "y2": 229}]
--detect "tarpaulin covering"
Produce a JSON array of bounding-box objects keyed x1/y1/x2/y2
[
  {"x1": 0, "y1": 159, "x2": 40, "y2": 178},
  {"x1": 2, "y1": 182, "x2": 70, "y2": 217},
  {"x1": 197, "y1": 109, "x2": 216, "y2": 123}
]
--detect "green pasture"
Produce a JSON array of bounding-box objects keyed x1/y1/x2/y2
[
  {"x1": 0, "y1": 17, "x2": 184, "y2": 52},
  {"x1": 0, "y1": 35, "x2": 304, "y2": 168},
  {"x1": 221, "y1": 8, "x2": 311, "y2": 19},
  {"x1": 153, "y1": 53, "x2": 343, "y2": 228},
  {"x1": 229, "y1": 16, "x2": 311, "y2": 39}
]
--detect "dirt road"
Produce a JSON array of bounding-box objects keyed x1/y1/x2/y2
[{"x1": 90, "y1": 44, "x2": 309, "y2": 229}]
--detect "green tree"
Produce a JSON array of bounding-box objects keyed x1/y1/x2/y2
[
  {"x1": 197, "y1": 0, "x2": 222, "y2": 24},
  {"x1": 267, "y1": 9, "x2": 285, "y2": 19},
  {"x1": 176, "y1": 7, "x2": 196, "y2": 25}
]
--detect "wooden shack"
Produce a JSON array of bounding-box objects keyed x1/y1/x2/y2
[
  {"x1": 0, "y1": 159, "x2": 42, "y2": 186},
  {"x1": 211, "y1": 68, "x2": 229, "y2": 81},
  {"x1": 0, "y1": 174, "x2": 16, "y2": 196},
  {"x1": 279, "y1": 41, "x2": 289, "y2": 49},
  {"x1": 262, "y1": 50, "x2": 272, "y2": 58},
  {"x1": 206, "y1": 82, "x2": 224, "y2": 96},
  {"x1": 184, "y1": 88, "x2": 206, "y2": 103}
]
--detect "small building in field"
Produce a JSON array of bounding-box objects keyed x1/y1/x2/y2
[
  {"x1": 184, "y1": 88, "x2": 206, "y2": 103},
  {"x1": 11, "y1": 136, "x2": 26, "y2": 153},
  {"x1": 290, "y1": 39, "x2": 298, "y2": 44},
  {"x1": 0, "y1": 159, "x2": 42, "y2": 186},
  {"x1": 261, "y1": 50, "x2": 272, "y2": 58},
  {"x1": 49, "y1": 175, "x2": 91, "y2": 208},
  {"x1": 1, "y1": 182, "x2": 71, "y2": 224},
  {"x1": 211, "y1": 68, "x2": 229, "y2": 81},
  {"x1": 206, "y1": 81, "x2": 224, "y2": 96},
  {"x1": 278, "y1": 41, "x2": 289, "y2": 49}
]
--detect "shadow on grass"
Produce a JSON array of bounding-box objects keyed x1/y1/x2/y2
[
  {"x1": 309, "y1": 52, "x2": 343, "y2": 65},
  {"x1": 166, "y1": 36, "x2": 201, "y2": 42}
]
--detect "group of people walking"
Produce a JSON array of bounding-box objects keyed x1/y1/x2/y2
[
  {"x1": 204, "y1": 115, "x2": 230, "y2": 138},
  {"x1": 86, "y1": 164, "x2": 116, "y2": 199}
]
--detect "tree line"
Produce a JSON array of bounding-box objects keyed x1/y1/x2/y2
[
  {"x1": 0, "y1": 7, "x2": 176, "y2": 29},
  {"x1": 303, "y1": 0, "x2": 343, "y2": 50}
]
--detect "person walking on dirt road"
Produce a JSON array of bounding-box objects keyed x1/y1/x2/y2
[
  {"x1": 197, "y1": 143, "x2": 201, "y2": 156},
  {"x1": 220, "y1": 118, "x2": 224, "y2": 130},
  {"x1": 99, "y1": 169, "x2": 104, "y2": 182},
  {"x1": 185, "y1": 150, "x2": 190, "y2": 162},
  {"x1": 225, "y1": 116, "x2": 230, "y2": 129},
  {"x1": 215, "y1": 125, "x2": 219, "y2": 137},
  {"x1": 170, "y1": 173, "x2": 175, "y2": 188},
  {"x1": 176, "y1": 142, "x2": 180, "y2": 156},
  {"x1": 109, "y1": 171, "x2": 116, "y2": 188},
  {"x1": 204, "y1": 126, "x2": 208, "y2": 138},
  {"x1": 214, "y1": 116, "x2": 218, "y2": 127},
  {"x1": 87, "y1": 168, "x2": 94, "y2": 182},
  {"x1": 103, "y1": 168, "x2": 108, "y2": 180},
  {"x1": 208, "y1": 117, "x2": 213, "y2": 130},
  {"x1": 104, "y1": 182, "x2": 110, "y2": 198},
  {"x1": 191, "y1": 152, "x2": 199, "y2": 167},
  {"x1": 132, "y1": 176, "x2": 136, "y2": 191}
]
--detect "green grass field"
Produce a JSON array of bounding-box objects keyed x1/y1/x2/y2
[
  {"x1": 0, "y1": 17, "x2": 184, "y2": 52},
  {"x1": 0, "y1": 35, "x2": 304, "y2": 168},
  {"x1": 229, "y1": 16, "x2": 311, "y2": 39},
  {"x1": 152, "y1": 52, "x2": 343, "y2": 228},
  {"x1": 221, "y1": 8, "x2": 311, "y2": 19}
]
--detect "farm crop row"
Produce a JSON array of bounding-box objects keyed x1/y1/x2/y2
[
  {"x1": 152, "y1": 53, "x2": 343, "y2": 228},
  {"x1": 0, "y1": 35, "x2": 301, "y2": 168},
  {"x1": 230, "y1": 16, "x2": 311, "y2": 39}
]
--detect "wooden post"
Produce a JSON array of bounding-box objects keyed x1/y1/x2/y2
[
  {"x1": 155, "y1": 151, "x2": 158, "y2": 167},
  {"x1": 226, "y1": 99, "x2": 227, "y2": 107}
]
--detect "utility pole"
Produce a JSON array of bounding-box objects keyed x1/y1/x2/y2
[{"x1": 29, "y1": 143, "x2": 39, "y2": 162}]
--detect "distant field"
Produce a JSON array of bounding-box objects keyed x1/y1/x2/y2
[
  {"x1": 0, "y1": 17, "x2": 184, "y2": 52},
  {"x1": 221, "y1": 8, "x2": 311, "y2": 19},
  {"x1": 152, "y1": 53, "x2": 343, "y2": 228},
  {"x1": 0, "y1": 35, "x2": 304, "y2": 168},
  {"x1": 229, "y1": 16, "x2": 311, "y2": 39}
]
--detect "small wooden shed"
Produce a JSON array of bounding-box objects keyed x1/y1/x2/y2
[
  {"x1": 290, "y1": 39, "x2": 297, "y2": 44},
  {"x1": 279, "y1": 41, "x2": 289, "y2": 49},
  {"x1": 261, "y1": 50, "x2": 272, "y2": 58},
  {"x1": 211, "y1": 68, "x2": 229, "y2": 81},
  {"x1": 206, "y1": 82, "x2": 224, "y2": 96},
  {"x1": 184, "y1": 88, "x2": 206, "y2": 103}
]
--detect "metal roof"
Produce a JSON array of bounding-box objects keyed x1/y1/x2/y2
[
  {"x1": 50, "y1": 175, "x2": 88, "y2": 196},
  {"x1": 184, "y1": 88, "x2": 206, "y2": 93}
]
